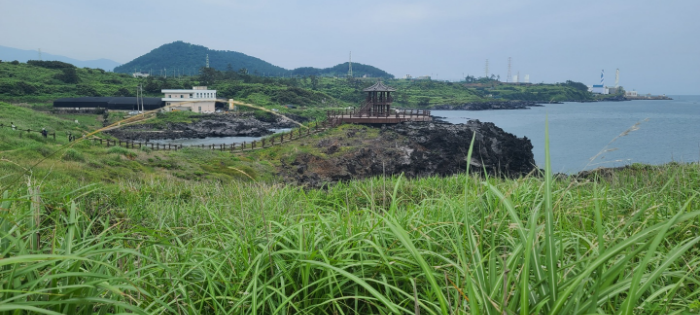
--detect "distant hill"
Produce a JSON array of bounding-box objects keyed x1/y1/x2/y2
[
  {"x1": 114, "y1": 41, "x2": 289, "y2": 76},
  {"x1": 0, "y1": 45, "x2": 121, "y2": 71},
  {"x1": 291, "y1": 62, "x2": 394, "y2": 79},
  {"x1": 114, "y1": 41, "x2": 394, "y2": 79}
]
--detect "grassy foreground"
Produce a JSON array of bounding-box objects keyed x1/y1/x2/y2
[{"x1": 1, "y1": 158, "x2": 700, "y2": 314}]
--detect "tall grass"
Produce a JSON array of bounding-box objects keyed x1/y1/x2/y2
[{"x1": 1, "y1": 160, "x2": 699, "y2": 314}]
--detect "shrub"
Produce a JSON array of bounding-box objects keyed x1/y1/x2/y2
[
  {"x1": 61, "y1": 149, "x2": 84, "y2": 162},
  {"x1": 27, "y1": 60, "x2": 75, "y2": 69},
  {"x1": 108, "y1": 146, "x2": 129, "y2": 155}
]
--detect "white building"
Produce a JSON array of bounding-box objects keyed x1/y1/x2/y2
[
  {"x1": 625, "y1": 90, "x2": 638, "y2": 97},
  {"x1": 161, "y1": 86, "x2": 217, "y2": 113}
]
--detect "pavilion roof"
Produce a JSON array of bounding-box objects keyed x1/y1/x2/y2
[{"x1": 363, "y1": 81, "x2": 397, "y2": 92}]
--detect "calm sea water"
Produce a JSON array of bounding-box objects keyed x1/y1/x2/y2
[{"x1": 433, "y1": 95, "x2": 700, "y2": 173}]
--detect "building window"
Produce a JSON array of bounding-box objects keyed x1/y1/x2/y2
[
  {"x1": 198, "y1": 106, "x2": 201, "y2": 113},
  {"x1": 180, "y1": 95, "x2": 183, "y2": 98}
]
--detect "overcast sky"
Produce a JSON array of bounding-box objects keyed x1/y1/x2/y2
[{"x1": 1, "y1": 0, "x2": 698, "y2": 94}]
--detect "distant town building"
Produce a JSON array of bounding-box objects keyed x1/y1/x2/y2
[
  {"x1": 132, "y1": 72, "x2": 150, "y2": 78},
  {"x1": 162, "y1": 86, "x2": 217, "y2": 113},
  {"x1": 625, "y1": 90, "x2": 638, "y2": 97},
  {"x1": 404, "y1": 74, "x2": 412, "y2": 79},
  {"x1": 415, "y1": 75, "x2": 431, "y2": 80}
]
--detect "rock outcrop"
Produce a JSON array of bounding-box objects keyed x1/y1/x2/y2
[
  {"x1": 106, "y1": 114, "x2": 302, "y2": 141},
  {"x1": 281, "y1": 121, "x2": 536, "y2": 187}
]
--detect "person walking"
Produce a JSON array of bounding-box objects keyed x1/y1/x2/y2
[{"x1": 41, "y1": 127, "x2": 48, "y2": 138}]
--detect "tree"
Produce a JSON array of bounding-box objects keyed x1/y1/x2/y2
[
  {"x1": 417, "y1": 97, "x2": 430, "y2": 107},
  {"x1": 310, "y1": 75, "x2": 319, "y2": 90},
  {"x1": 116, "y1": 87, "x2": 132, "y2": 97},
  {"x1": 55, "y1": 67, "x2": 80, "y2": 84},
  {"x1": 199, "y1": 67, "x2": 218, "y2": 85}
]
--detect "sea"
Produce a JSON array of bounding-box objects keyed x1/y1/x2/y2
[{"x1": 433, "y1": 95, "x2": 700, "y2": 173}]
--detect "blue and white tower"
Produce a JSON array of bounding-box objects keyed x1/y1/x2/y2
[{"x1": 592, "y1": 69, "x2": 607, "y2": 94}]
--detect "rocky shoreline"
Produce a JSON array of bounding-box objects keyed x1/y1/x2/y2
[
  {"x1": 106, "y1": 114, "x2": 304, "y2": 141},
  {"x1": 280, "y1": 120, "x2": 536, "y2": 187},
  {"x1": 431, "y1": 100, "x2": 545, "y2": 110}
]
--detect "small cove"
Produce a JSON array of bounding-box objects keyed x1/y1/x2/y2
[{"x1": 148, "y1": 128, "x2": 291, "y2": 146}]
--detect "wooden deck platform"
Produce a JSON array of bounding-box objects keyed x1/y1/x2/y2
[{"x1": 327, "y1": 109, "x2": 432, "y2": 125}]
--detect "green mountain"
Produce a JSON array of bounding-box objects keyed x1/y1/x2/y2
[
  {"x1": 114, "y1": 41, "x2": 394, "y2": 79},
  {"x1": 114, "y1": 41, "x2": 289, "y2": 76}
]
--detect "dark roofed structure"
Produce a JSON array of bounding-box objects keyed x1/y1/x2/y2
[
  {"x1": 53, "y1": 97, "x2": 165, "y2": 111},
  {"x1": 362, "y1": 81, "x2": 397, "y2": 92}
]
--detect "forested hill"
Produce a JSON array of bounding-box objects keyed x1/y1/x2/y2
[
  {"x1": 291, "y1": 63, "x2": 394, "y2": 79},
  {"x1": 114, "y1": 41, "x2": 289, "y2": 76},
  {"x1": 114, "y1": 41, "x2": 394, "y2": 79}
]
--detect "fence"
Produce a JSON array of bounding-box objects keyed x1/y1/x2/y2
[
  {"x1": 326, "y1": 108, "x2": 431, "y2": 124},
  {"x1": 0, "y1": 123, "x2": 57, "y2": 139},
  {"x1": 89, "y1": 120, "x2": 332, "y2": 152},
  {"x1": 1, "y1": 120, "x2": 333, "y2": 152}
]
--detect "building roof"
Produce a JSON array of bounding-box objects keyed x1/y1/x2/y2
[
  {"x1": 363, "y1": 81, "x2": 397, "y2": 92},
  {"x1": 162, "y1": 89, "x2": 216, "y2": 93},
  {"x1": 53, "y1": 97, "x2": 164, "y2": 110}
]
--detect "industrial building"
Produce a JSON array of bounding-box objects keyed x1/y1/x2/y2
[{"x1": 589, "y1": 70, "x2": 609, "y2": 94}]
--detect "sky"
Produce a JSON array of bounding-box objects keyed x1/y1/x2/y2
[{"x1": 1, "y1": 0, "x2": 698, "y2": 95}]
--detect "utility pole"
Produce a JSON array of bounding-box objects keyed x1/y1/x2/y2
[
  {"x1": 348, "y1": 51, "x2": 353, "y2": 78},
  {"x1": 507, "y1": 57, "x2": 512, "y2": 83},
  {"x1": 485, "y1": 59, "x2": 489, "y2": 78}
]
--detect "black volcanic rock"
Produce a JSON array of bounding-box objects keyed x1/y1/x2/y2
[
  {"x1": 281, "y1": 121, "x2": 536, "y2": 187},
  {"x1": 105, "y1": 114, "x2": 302, "y2": 141},
  {"x1": 432, "y1": 100, "x2": 543, "y2": 110}
]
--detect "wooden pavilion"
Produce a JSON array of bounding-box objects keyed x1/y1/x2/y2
[{"x1": 327, "y1": 81, "x2": 431, "y2": 124}]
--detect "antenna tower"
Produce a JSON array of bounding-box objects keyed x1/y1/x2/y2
[
  {"x1": 615, "y1": 68, "x2": 619, "y2": 88},
  {"x1": 485, "y1": 59, "x2": 489, "y2": 78},
  {"x1": 507, "y1": 57, "x2": 512, "y2": 83},
  {"x1": 38, "y1": 48, "x2": 42, "y2": 61},
  {"x1": 206, "y1": 54, "x2": 210, "y2": 68},
  {"x1": 348, "y1": 51, "x2": 353, "y2": 77}
]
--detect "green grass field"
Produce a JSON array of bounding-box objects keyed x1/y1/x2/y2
[{"x1": 1, "y1": 101, "x2": 699, "y2": 314}]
